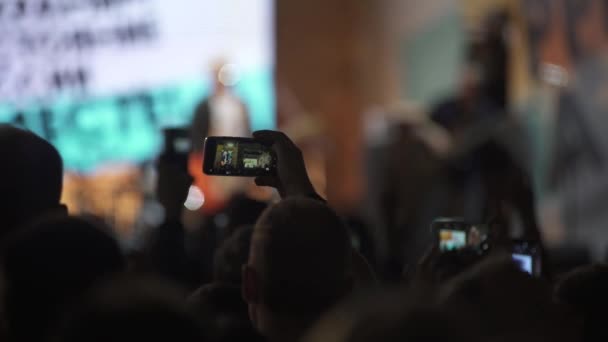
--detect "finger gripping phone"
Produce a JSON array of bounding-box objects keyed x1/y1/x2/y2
[{"x1": 203, "y1": 136, "x2": 277, "y2": 177}]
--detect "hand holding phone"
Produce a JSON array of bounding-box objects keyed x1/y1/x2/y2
[
  {"x1": 203, "y1": 131, "x2": 319, "y2": 199},
  {"x1": 252, "y1": 130, "x2": 319, "y2": 199}
]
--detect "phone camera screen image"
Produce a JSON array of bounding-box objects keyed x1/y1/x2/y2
[
  {"x1": 204, "y1": 137, "x2": 276, "y2": 176},
  {"x1": 512, "y1": 253, "x2": 533, "y2": 275},
  {"x1": 439, "y1": 229, "x2": 467, "y2": 252},
  {"x1": 241, "y1": 144, "x2": 273, "y2": 171},
  {"x1": 214, "y1": 142, "x2": 237, "y2": 171}
]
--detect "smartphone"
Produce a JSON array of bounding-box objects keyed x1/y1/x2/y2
[
  {"x1": 203, "y1": 136, "x2": 276, "y2": 177},
  {"x1": 161, "y1": 128, "x2": 190, "y2": 170},
  {"x1": 163, "y1": 128, "x2": 191, "y2": 153},
  {"x1": 432, "y1": 218, "x2": 489, "y2": 253},
  {"x1": 511, "y1": 240, "x2": 541, "y2": 277}
]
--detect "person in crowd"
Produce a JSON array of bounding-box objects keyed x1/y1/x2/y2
[
  {"x1": 190, "y1": 60, "x2": 251, "y2": 152},
  {"x1": 188, "y1": 283, "x2": 263, "y2": 342},
  {"x1": 304, "y1": 288, "x2": 480, "y2": 342},
  {"x1": 428, "y1": 10, "x2": 531, "y2": 232},
  {"x1": 432, "y1": 10, "x2": 509, "y2": 134},
  {"x1": 188, "y1": 226, "x2": 260, "y2": 341},
  {"x1": 440, "y1": 256, "x2": 579, "y2": 341},
  {"x1": 209, "y1": 184, "x2": 271, "y2": 241},
  {"x1": 555, "y1": 264, "x2": 608, "y2": 342},
  {"x1": 2, "y1": 119, "x2": 588, "y2": 342},
  {"x1": 189, "y1": 60, "x2": 252, "y2": 215},
  {"x1": 232, "y1": 131, "x2": 355, "y2": 340},
  {"x1": 378, "y1": 106, "x2": 450, "y2": 280},
  {"x1": 242, "y1": 197, "x2": 354, "y2": 342},
  {"x1": 193, "y1": 184, "x2": 271, "y2": 289},
  {"x1": 338, "y1": 306, "x2": 479, "y2": 342},
  {"x1": 548, "y1": 0, "x2": 608, "y2": 260},
  {"x1": 140, "y1": 155, "x2": 201, "y2": 289},
  {"x1": 54, "y1": 276, "x2": 206, "y2": 342},
  {"x1": 213, "y1": 225, "x2": 254, "y2": 285},
  {"x1": 1, "y1": 215, "x2": 125, "y2": 342},
  {"x1": 0, "y1": 124, "x2": 66, "y2": 240},
  {"x1": 142, "y1": 157, "x2": 268, "y2": 290},
  {"x1": 252, "y1": 130, "x2": 377, "y2": 288}
]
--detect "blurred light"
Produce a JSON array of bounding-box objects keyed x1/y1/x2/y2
[
  {"x1": 184, "y1": 185, "x2": 205, "y2": 211},
  {"x1": 218, "y1": 63, "x2": 240, "y2": 86},
  {"x1": 541, "y1": 63, "x2": 568, "y2": 87}
]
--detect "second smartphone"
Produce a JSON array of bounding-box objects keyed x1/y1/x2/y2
[{"x1": 203, "y1": 136, "x2": 277, "y2": 177}]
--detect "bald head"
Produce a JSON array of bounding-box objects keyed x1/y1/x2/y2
[
  {"x1": 247, "y1": 197, "x2": 353, "y2": 317},
  {"x1": 0, "y1": 125, "x2": 64, "y2": 234}
]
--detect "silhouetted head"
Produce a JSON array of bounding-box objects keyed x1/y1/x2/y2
[
  {"x1": 555, "y1": 264, "x2": 608, "y2": 342},
  {"x1": 55, "y1": 276, "x2": 205, "y2": 342},
  {"x1": 243, "y1": 197, "x2": 353, "y2": 341},
  {"x1": 214, "y1": 225, "x2": 254, "y2": 285},
  {"x1": 305, "y1": 289, "x2": 480, "y2": 342},
  {"x1": 0, "y1": 125, "x2": 65, "y2": 237},
  {"x1": 188, "y1": 282, "x2": 263, "y2": 342},
  {"x1": 440, "y1": 256, "x2": 578, "y2": 341},
  {"x1": 1, "y1": 215, "x2": 125, "y2": 342}
]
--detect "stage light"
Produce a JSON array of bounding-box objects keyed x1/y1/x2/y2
[
  {"x1": 184, "y1": 185, "x2": 205, "y2": 211},
  {"x1": 218, "y1": 63, "x2": 240, "y2": 87}
]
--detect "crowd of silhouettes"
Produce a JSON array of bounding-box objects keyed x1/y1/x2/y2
[
  {"x1": 0, "y1": 122, "x2": 606, "y2": 342},
  {"x1": 4, "y1": 0, "x2": 608, "y2": 339}
]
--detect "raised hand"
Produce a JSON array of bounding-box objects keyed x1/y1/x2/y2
[
  {"x1": 157, "y1": 157, "x2": 193, "y2": 221},
  {"x1": 252, "y1": 130, "x2": 319, "y2": 199}
]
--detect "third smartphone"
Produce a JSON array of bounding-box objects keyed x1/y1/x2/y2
[
  {"x1": 432, "y1": 218, "x2": 489, "y2": 253},
  {"x1": 511, "y1": 240, "x2": 541, "y2": 277}
]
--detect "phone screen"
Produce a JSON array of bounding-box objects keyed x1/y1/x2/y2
[
  {"x1": 511, "y1": 241, "x2": 540, "y2": 276},
  {"x1": 439, "y1": 229, "x2": 467, "y2": 251},
  {"x1": 511, "y1": 253, "x2": 533, "y2": 275},
  {"x1": 203, "y1": 137, "x2": 276, "y2": 176},
  {"x1": 433, "y1": 218, "x2": 489, "y2": 253}
]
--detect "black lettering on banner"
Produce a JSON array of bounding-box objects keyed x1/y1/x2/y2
[
  {"x1": 40, "y1": 107, "x2": 55, "y2": 141},
  {"x1": 51, "y1": 68, "x2": 88, "y2": 91},
  {"x1": 15, "y1": 1, "x2": 26, "y2": 18},
  {"x1": 12, "y1": 111, "x2": 25, "y2": 127}
]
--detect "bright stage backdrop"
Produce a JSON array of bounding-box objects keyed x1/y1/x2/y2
[{"x1": 0, "y1": 0, "x2": 275, "y2": 172}]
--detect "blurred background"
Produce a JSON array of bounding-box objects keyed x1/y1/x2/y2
[{"x1": 3, "y1": 0, "x2": 608, "y2": 277}]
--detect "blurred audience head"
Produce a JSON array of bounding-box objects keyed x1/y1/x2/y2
[
  {"x1": 1, "y1": 215, "x2": 125, "y2": 342},
  {"x1": 0, "y1": 125, "x2": 65, "y2": 237},
  {"x1": 188, "y1": 283, "x2": 263, "y2": 342},
  {"x1": 345, "y1": 308, "x2": 477, "y2": 342},
  {"x1": 555, "y1": 264, "x2": 608, "y2": 342},
  {"x1": 55, "y1": 276, "x2": 205, "y2": 342},
  {"x1": 440, "y1": 256, "x2": 578, "y2": 341},
  {"x1": 214, "y1": 225, "x2": 254, "y2": 285},
  {"x1": 305, "y1": 290, "x2": 480, "y2": 342},
  {"x1": 242, "y1": 197, "x2": 353, "y2": 341}
]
